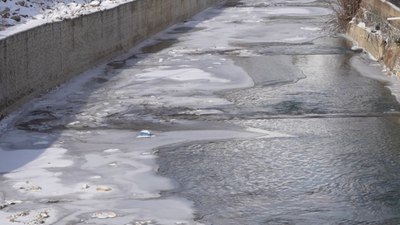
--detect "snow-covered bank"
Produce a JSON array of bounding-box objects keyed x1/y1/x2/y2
[
  {"x1": 346, "y1": 0, "x2": 400, "y2": 76},
  {"x1": 0, "y1": 128, "x2": 262, "y2": 225},
  {"x1": 350, "y1": 53, "x2": 400, "y2": 104},
  {"x1": 0, "y1": 0, "x2": 132, "y2": 33},
  {"x1": 345, "y1": 0, "x2": 400, "y2": 103},
  {"x1": 0, "y1": 0, "x2": 219, "y2": 117}
]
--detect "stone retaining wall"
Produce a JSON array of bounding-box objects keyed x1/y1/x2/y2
[
  {"x1": 347, "y1": 0, "x2": 400, "y2": 75},
  {"x1": 0, "y1": 0, "x2": 220, "y2": 114}
]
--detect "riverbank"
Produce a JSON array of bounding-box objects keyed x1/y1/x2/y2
[
  {"x1": 346, "y1": 0, "x2": 400, "y2": 76},
  {"x1": 0, "y1": 0, "x2": 220, "y2": 118}
]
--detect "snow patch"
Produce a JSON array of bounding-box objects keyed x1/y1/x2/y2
[
  {"x1": 265, "y1": 8, "x2": 311, "y2": 15},
  {"x1": 300, "y1": 27, "x2": 321, "y2": 31},
  {"x1": 136, "y1": 68, "x2": 230, "y2": 83},
  {"x1": 357, "y1": 22, "x2": 366, "y2": 28},
  {"x1": 0, "y1": 0, "x2": 134, "y2": 37}
]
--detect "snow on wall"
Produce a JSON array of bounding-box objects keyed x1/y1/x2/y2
[
  {"x1": 0, "y1": 0, "x2": 219, "y2": 114},
  {"x1": 347, "y1": 0, "x2": 400, "y2": 75}
]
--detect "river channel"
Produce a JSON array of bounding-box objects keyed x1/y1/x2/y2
[
  {"x1": 157, "y1": 0, "x2": 400, "y2": 225},
  {"x1": 1, "y1": 0, "x2": 400, "y2": 224}
]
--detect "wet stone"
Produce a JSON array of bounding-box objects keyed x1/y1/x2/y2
[
  {"x1": 1, "y1": 7, "x2": 10, "y2": 14},
  {"x1": 8, "y1": 211, "x2": 30, "y2": 223},
  {"x1": 11, "y1": 15, "x2": 21, "y2": 22},
  {"x1": 15, "y1": 1, "x2": 25, "y2": 6},
  {"x1": 6, "y1": 209, "x2": 51, "y2": 224},
  {"x1": 16, "y1": 110, "x2": 59, "y2": 131},
  {"x1": 17, "y1": 181, "x2": 42, "y2": 192},
  {"x1": 1, "y1": 12, "x2": 10, "y2": 18}
]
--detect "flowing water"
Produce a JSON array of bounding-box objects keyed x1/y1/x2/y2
[
  {"x1": 157, "y1": 1, "x2": 400, "y2": 225},
  {"x1": 1, "y1": 0, "x2": 400, "y2": 224}
]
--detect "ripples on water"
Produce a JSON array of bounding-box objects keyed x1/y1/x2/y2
[
  {"x1": 159, "y1": 117, "x2": 400, "y2": 224},
  {"x1": 156, "y1": 0, "x2": 400, "y2": 224},
  {"x1": 157, "y1": 29, "x2": 400, "y2": 225},
  {"x1": 225, "y1": 54, "x2": 400, "y2": 116}
]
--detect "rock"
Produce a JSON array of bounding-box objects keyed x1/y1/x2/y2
[
  {"x1": 11, "y1": 15, "x2": 21, "y2": 22},
  {"x1": 18, "y1": 181, "x2": 42, "y2": 191},
  {"x1": 33, "y1": 210, "x2": 51, "y2": 224},
  {"x1": 1, "y1": 7, "x2": 10, "y2": 14},
  {"x1": 15, "y1": 1, "x2": 25, "y2": 6},
  {"x1": 2, "y1": 12, "x2": 10, "y2": 19},
  {"x1": 0, "y1": 199, "x2": 23, "y2": 209},
  {"x1": 5, "y1": 200, "x2": 23, "y2": 205},
  {"x1": 9, "y1": 211, "x2": 30, "y2": 222},
  {"x1": 39, "y1": 211, "x2": 50, "y2": 219}
]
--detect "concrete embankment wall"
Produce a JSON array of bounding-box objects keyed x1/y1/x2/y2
[
  {"x1": 347, "y1": 0, "x2": 400, "y2": 75},
  {"x1": 0, "y1": 0, "x2": 220, "y2": 115}
]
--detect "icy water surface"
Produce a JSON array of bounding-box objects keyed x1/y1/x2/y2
[
  {"x1": 158, "y1": 53, "x2": 400, "y2": 223},
  {"x1": 157, "y1": 1, "x2": 400, "y2": 225},
  {"x1": 159, "y1": 117, "x2": 400, "y2": 224},
  {"x1": 1, "y1": 0, "x2": 400, "y2": 224}
]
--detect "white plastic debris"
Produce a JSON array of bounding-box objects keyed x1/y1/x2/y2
[{"x1": 136, "y1": 130, "x2": 154, "y2": 138}]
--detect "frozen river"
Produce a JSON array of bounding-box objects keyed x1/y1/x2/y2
[{"x1": 1, "y1": 0, "x2": 400, "y2": 224}]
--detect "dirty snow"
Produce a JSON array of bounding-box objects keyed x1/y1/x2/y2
[{"x1": 0, "y1": 0, "x2": 133, "y2": 36}]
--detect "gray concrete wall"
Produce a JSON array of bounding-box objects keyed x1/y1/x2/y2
[
  {"x1": 346, "y1": 0, "x2": 400, "y2": 76},
  {"x1": 0, "y1": 0, "x2": 220, "y2": 114}
]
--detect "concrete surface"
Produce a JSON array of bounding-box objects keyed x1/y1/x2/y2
[
  {"x1": 347, "y1": 0, "x2": 400, "y2": 76},
  {"x1": 0, "y1": 0, "x2": 220, "y2": 116}
]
